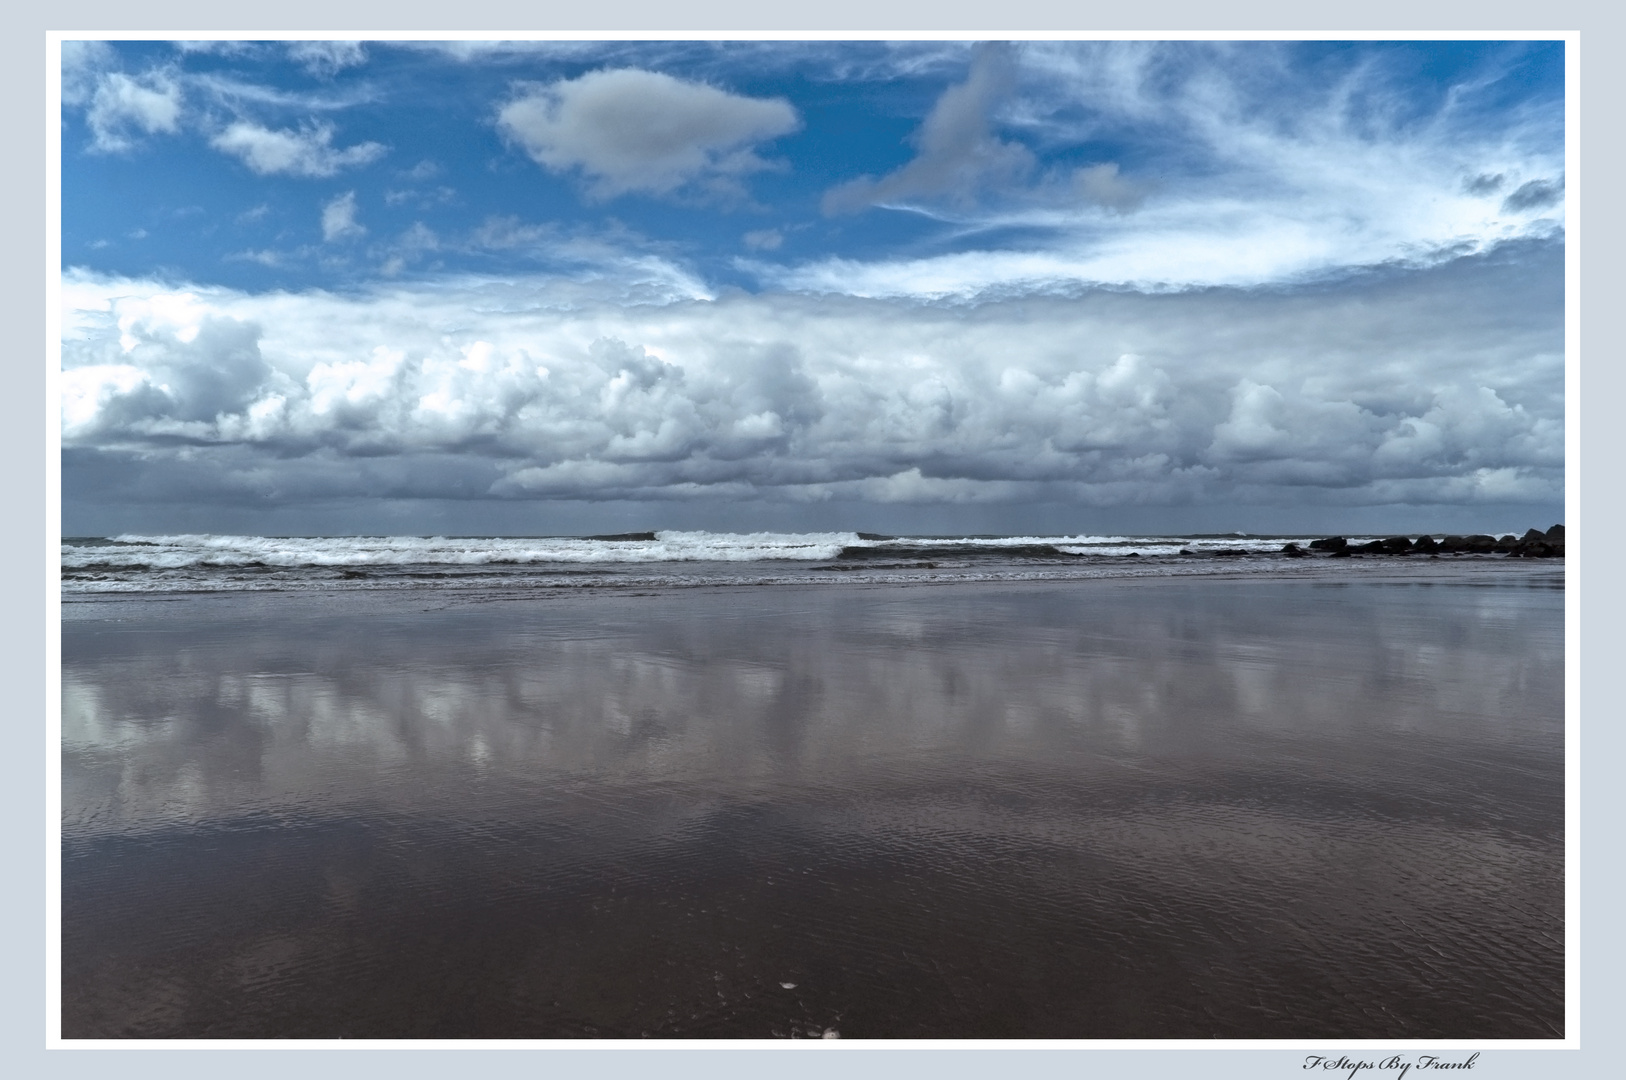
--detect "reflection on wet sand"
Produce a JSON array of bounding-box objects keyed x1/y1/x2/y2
[{"x1": 62, "y1": 574, "x2": 1564, "y2": 1039}]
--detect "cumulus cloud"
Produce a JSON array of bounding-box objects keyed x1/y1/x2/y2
[
  {"x1": 496, "y1": 68, "x2": 800, "y2": 199},
  {"x1": 61, "y1": 40, "x2": 117, "y2": 107},
  {"x1": 210, "y1": 120, "x2": 386, "y2": 177},
  {"x1": 84, "y1": 70, "x2": 183, "y2": 153},
  {"x1": 321, "y1": 191, "x2": 364, "y2": 241},
  {"x1": 824, "y1": 43, "x2": 1034, "y2": 215},
  {"x1": 60, "y1": 242, "x2": 1562, "y2": 515}
]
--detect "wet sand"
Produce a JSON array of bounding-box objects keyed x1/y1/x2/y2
[{"x1": 60, "y1": 565, "x2": 1565, "y2": 1038}]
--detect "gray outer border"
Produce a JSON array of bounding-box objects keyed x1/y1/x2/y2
[{"x1": 13, "y1": 2, "x2": 1618, "y2": 1076}]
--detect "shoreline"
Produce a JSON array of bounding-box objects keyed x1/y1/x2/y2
[{"x1": 60, "y1": 555, "x2": 1564, "y2": 623}]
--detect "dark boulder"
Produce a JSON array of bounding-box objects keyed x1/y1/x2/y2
[
  {"x1": 1413, "y1": 535, "x2": 1439, "y2": 553},
  {"x1": 1308, "y1": 537, "x2": 1347, "y2": 551},
  {"x1": 1380, "y1": 536, "x2": 1414, "y2": 554},
  {"x1": 1281, "y1": 543, "x2": 1307, "y2": 558},
  {"x1": 1513, "y1": 540, "x2": 1563, "y2": 558},
  {"x1": 1352, "y1": 539, "x2": 1387, "y2": 554},
  {"x1": 1545, "y1": 524, "x2": 1565, "y2": 543}
]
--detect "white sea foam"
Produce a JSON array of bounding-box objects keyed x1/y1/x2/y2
[
  {"x1": 66, "y1": 530, "x2": 1310, "y2": 570},
  {"x1": 66, "y1": 531, "x2": 869, "y2": 569},
  {"x1": 59, "y1": 529, "x2": 1353, "y2": 594}
]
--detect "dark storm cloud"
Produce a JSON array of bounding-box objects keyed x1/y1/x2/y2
[{"x1": 1501, "y1": 178, "x2": 1564, "y2": 213}]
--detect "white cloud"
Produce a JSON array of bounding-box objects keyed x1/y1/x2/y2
[
  {"x1": 496, "y1": 68, "x2": 800, "y2": 199},
  {"x1": 186, "y1": 71, "x2": 377, "y2": 113},
  {"x1": 769, "y1": 166, "x2": 1565, "y2": 298},
  {"x1": 743, "y1": 229, "x2": 783, "y2": 252},
  {"x1": 287, "y1": 41, "x2": 367, "y2": 78},
  {"x1": 321, "y1": 191, "x2": 364, "y2": 242},
  {"x1": 210, "y1": 121, "x2": 386, "y2": 177},
  {"x1": 379, "y1": 222, "x2": 439, "y2": 276},
  {"x1": 85, "y1": 71, "x2": 183, "y2": 153},
  {"x1": 61, "y1": 41, "x2": 117, "y2": 107},
  {"x1": 227, "y1": 249, "x2": 288, "y2": 268},
  {"x1": 798, "y1": 41, "x2": 1564, "y2": 296},
  {"x1": 60, "y1": 245, "x2": 1561, "y2": 513}
]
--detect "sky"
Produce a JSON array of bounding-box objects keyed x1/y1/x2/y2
[{"x1": 58, "y1": 38, "x2": 1566, "y2": 537}]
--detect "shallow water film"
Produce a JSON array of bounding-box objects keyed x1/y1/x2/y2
[{"x1": 61, "y1": 570, "x2": 1564, "y2": 1039}]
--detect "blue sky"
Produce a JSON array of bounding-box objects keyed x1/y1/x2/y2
[{"x1": 59, "y1": 39, "x2": 1566, "y2": 535}]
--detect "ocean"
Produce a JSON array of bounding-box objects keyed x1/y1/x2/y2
[{"x1": 58, "y1": 529, "x2": 1521, "y2": 595}]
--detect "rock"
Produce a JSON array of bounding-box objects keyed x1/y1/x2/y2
[
  {"x1": 1438, "y1": 534, "x2": 1496, "y2": 553},
  {"x1": 1352, "y1": 539, "x2": 1386, "y2": 554},
  {"x1": 1281, "y1": 543, "x2": 1307, "y2": 558},
  {"x1": 1521, "y1": 529, "x2": 1546, "y2": 544},
  {"x1": 1380, "y1": 536, "x2": 1413, "y2": 554},
  {"x1": 1545, "y1": 524, "x2": 1565, "y2": 543},
  {"x1": 1308, "y1": 537, "x2": 1347, "y2": 551},
  {"x1": 1413, "y1": 535, "x2": 1439, "y2": 552}
]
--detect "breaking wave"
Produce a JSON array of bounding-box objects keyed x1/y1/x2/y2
[{"x1": 60, "y1": 530, "x2": 1342, "y2": 594}]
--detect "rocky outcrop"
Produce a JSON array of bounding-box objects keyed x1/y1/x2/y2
[
  {"x1": 1506, "y1": 524, "x2": 1565, "y2": 558},
  {"x1": 1298, "y1": 526, "x2": 1563, "y2": 559}
]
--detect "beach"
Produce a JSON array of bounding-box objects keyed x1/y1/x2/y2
[
  {"x1": 56, "y1": 34, "x2": 1571, "y2": 1052},
  {"x1": 60, "y1": 556, "x2": 1565, "y2": 1038}
]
